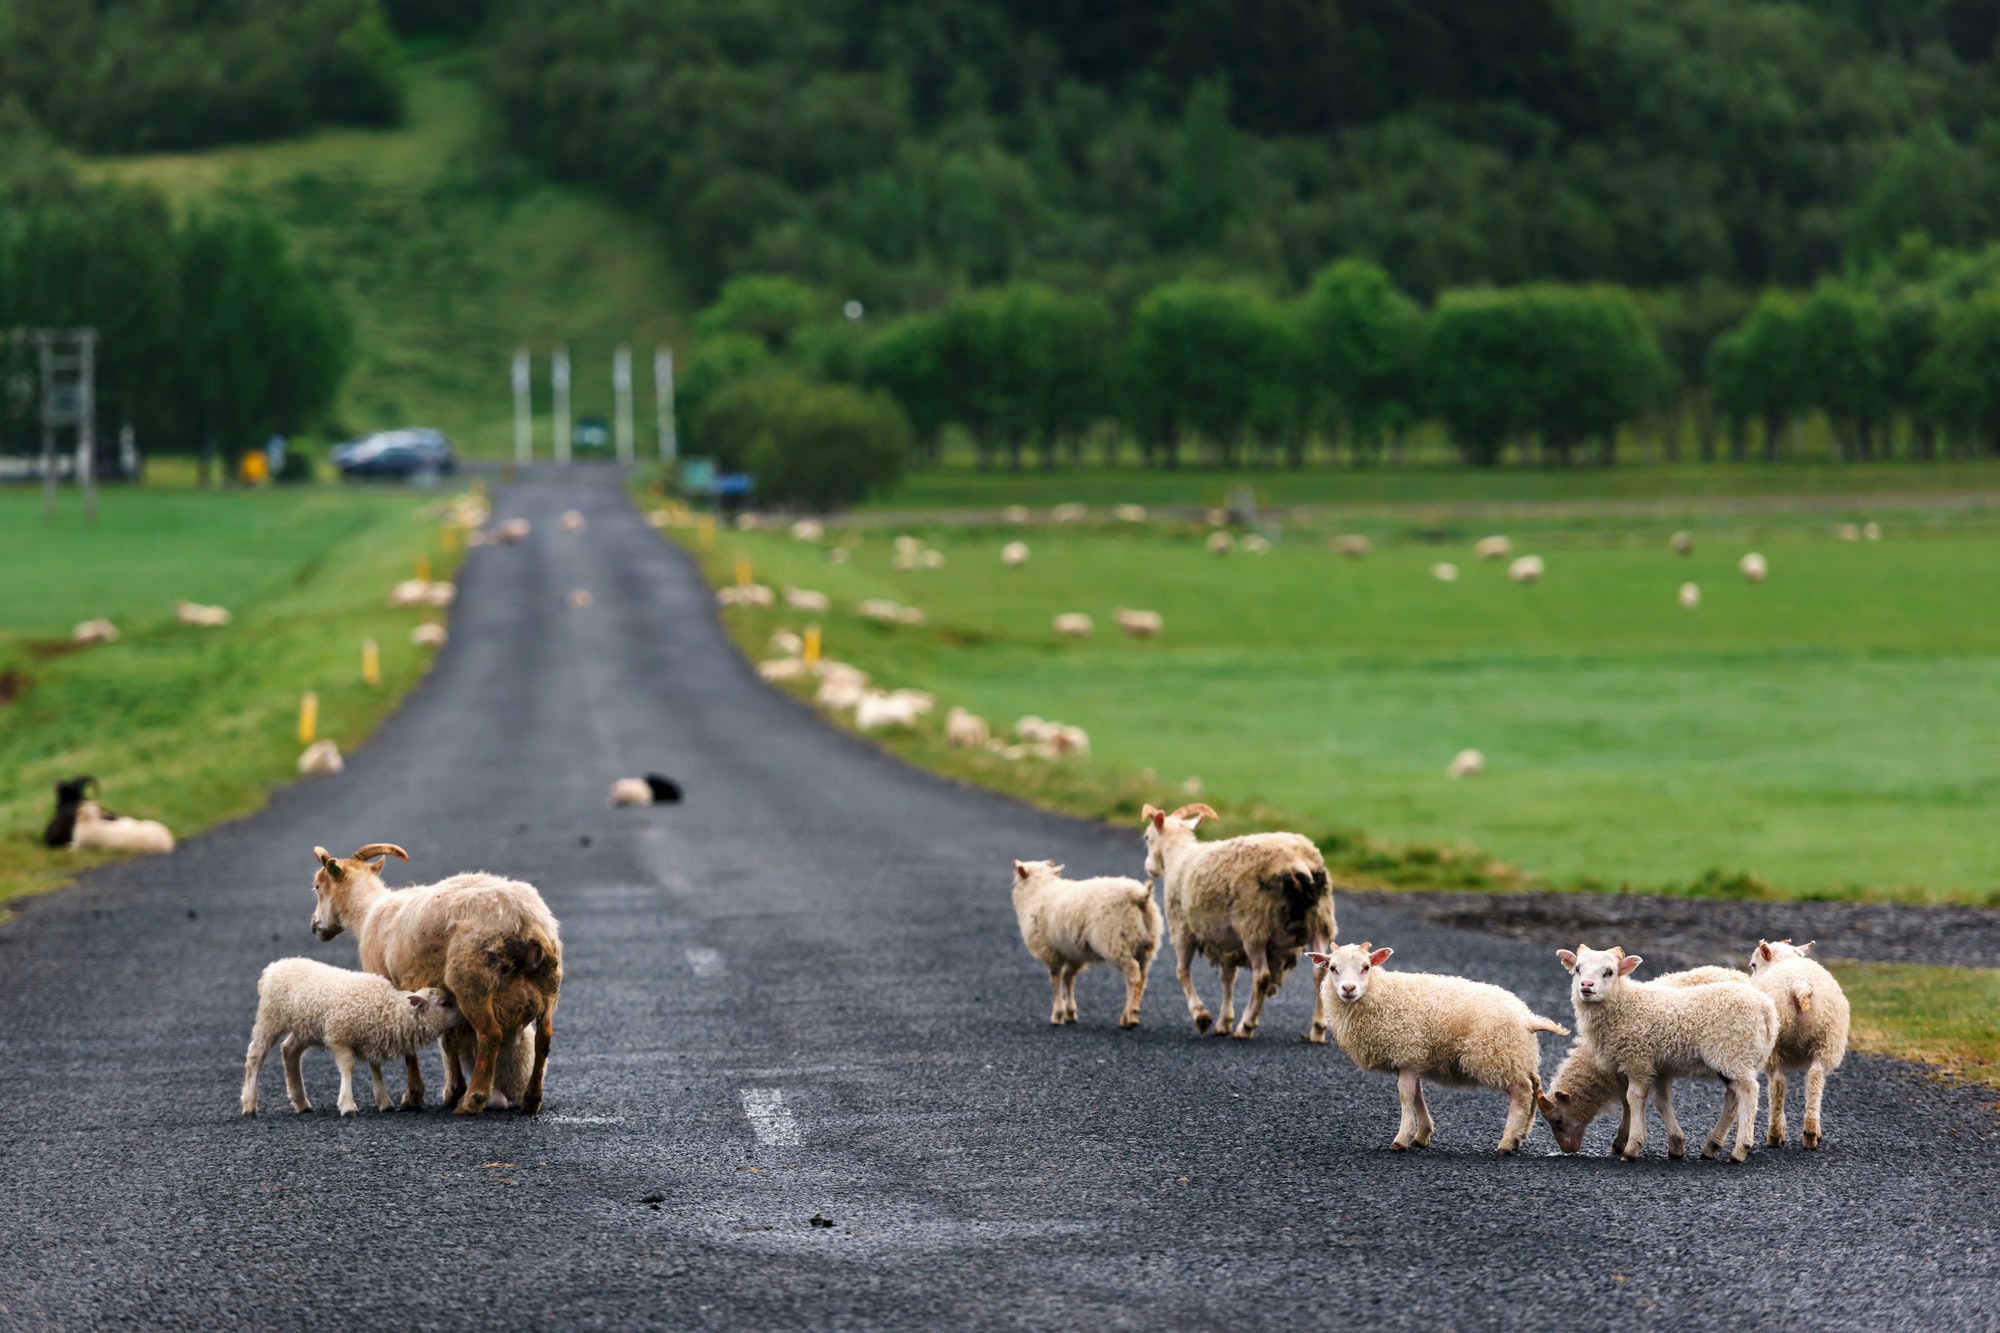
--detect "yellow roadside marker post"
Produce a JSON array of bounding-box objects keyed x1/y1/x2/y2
[
  {"x1": 698, "y1": 514, "x2": 715, "y2": 549},
  {"x1": 415, "y1": 554, "x2": 432, "y2": 582},
  {"x1": 735, "y1": 559, "x2": 752, "y2": 589},
  {"x1": 298, "y1": 691, "x2": 319, "y2": 745},
  {"x1": 803, "y1": 625, "x2": 821, "y2": 666},
  {"x1": 362, "y1": 638, "x2": 381, "y2": 687}
]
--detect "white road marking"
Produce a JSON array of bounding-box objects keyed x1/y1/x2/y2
[
  {"x1": 545, "y1": 1115, "x2": 623, "y2": 1125},
  {"x1": 686, "y1": 946, "x2": 725, "y2": 978},
  {"x1": 740, "y1": 1088, "x2": 802, "y2": 1146}
]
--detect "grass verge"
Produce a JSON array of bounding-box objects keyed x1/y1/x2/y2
[
  {"x1": 1830, "y1": 962, "x2": 2000, "y2": 1090},
  {"x1": 1, "y1": 483, "x2": 463, "y2": 911}
]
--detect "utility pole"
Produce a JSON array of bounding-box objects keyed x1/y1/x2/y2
[
  {"x1": 655, "y1": 345, "x2": 677, "y2": 463},
  {"x1": 613, "y1": 345, "x2": 634, "y2": 466},
  {"x1": 512, "y1": 347, "x2": 532, "y2": 466},
  {"x1": 76, "y1": 331, "x2": 96, "y2": 523},
  {"x1": 552, "y1": 346, "x2": 571, "y2": 465},
  {"x1": 32, "y1": 328, "x2": 96, "y2": 522}
]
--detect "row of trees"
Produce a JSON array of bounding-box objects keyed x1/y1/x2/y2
[
  {"x1": 0, "y1": 177, "x2": 352, "y2": 476},
  {"x1": 681, "y1": 249, "x2": 2000, "y2": 484}
]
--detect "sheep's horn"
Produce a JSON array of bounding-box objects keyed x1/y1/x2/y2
[
  {"x1": 313, "y1": 845, "x2": 334, "y2": 866},
  {"x1": 353, "y1": 843, "x2": 409, "y2": 863},
  {"x1": 1171, "y1": 803, "x2": 1220, "y2": 824}
]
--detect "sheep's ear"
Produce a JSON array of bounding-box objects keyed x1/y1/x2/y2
[
  {"x1": 1051, "y1": 863, "x2": 1065, "y2": 876},
  {"x1": 1536, "y1": 1092, "x2": 1559, "y2": 1114},
  {"x1": 1368, "y1": 947, "x2": 1393, "y2": 967},
  {"x1": 1757, "y1": 941, "x2": 1773, "y2": 960},
  {"x1": 1305, "y1": 951, "x2": 1333, "y2": 970},
  {"x1": 1553, "y1": 1090, "x2": 1572, "y2": 1105},
  {"x1": 1142, "y1": 804, "x2": 1164, "y2": 830},
  {"x1": 1556, "y1": 950, "x2": 1577, "y2": 969},
  {"x1": 1014, "y1": 860, "x2": 1028, "y2": 878},
  {"x1": 1618, "y1": 954, "x2": 1643, "y2": 976},
  {"x1": 408, "y1": 994, "x2": 424, "y2": 1008},
  {"x1": 1797, "y1": 940, "x2": 1815, "y2": 956}
]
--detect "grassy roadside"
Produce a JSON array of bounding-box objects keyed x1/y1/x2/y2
[
  {"x1": 0, "y1": 484, "x2": 464, "y2": 911},
  {"x1": 1830, "y1": 963, "x2": 2000, "y2": 1090}
]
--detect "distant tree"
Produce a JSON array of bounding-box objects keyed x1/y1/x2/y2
[
  {"x1": 1851, "y1": 122, "x2": 1968, "y2": 264},
  {"x1": 1299, "y1": 259, "x2": 1425, "y2": 463},
  {"x1": 1122, "y1": 281, "x2": 1291, "y2": 468},
  {"x1": 695, "y1": 276, "x2": 821, "y2": 352},
  {"x1": 676, "y1": 333, "x2": 772, "y2": 453},
  {"x1": 1918, "y1": 292, "x2": 2000, "y2": 455},
  {"x1": 1877, "y1": 285, "x2": 1942, "y2": 457},
  {"x1": 863, "y1": 313, "x2": 951, "y2": 464},
  {"x1": 1160, "y1": 77, "x2": 1243, "y2": 250},
  {"x1": 1710, "y1": 293, "x2": 1810, "y2": 461},
  {"x1": 1422, "y1": 290, "x2": 1536, "y2": 466},
  {"x1": 969, "y1": 284, "x2": 1112, "y2": 469},
  {"x1": 1637, "y1": 279, "x2": 1751, "y2": 461},
  {"x1": 1795, "y1": 282, "x2": 1887, "y2": 458},
  {"x1": 714, "y1": 374, "x2": 909, "y2": 509}
]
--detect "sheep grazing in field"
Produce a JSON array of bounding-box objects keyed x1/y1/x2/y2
[
  {"x1": 1002, "y1": 504, "x2": 1030, "y2": 524},
  {"x1": 857, "y1": 597, "x2": 921, "y2": 625},
  {"x1": 425, "y1": 582, "x2": 454, "y2": 607},
  {"x1": 1001, "y1": 540, "x2": 1030, "y2": 568},
  {"x1": 175, "y1": 600, "x2": 231, "y2": 627},
  {"x1": 815, "y1": 664, "x2": 869, "y2": 711},
  {"x1": 1114, "y1": 607, "x2": 1163, "y2": 638},
  {"x1": 1051, "y1": 502, "x2": 1087, "y2": 523},
  {"x1": 72, "y1": 618, "x2": 119, "y2": 645},
  {"x1": 1010, "y1": 859, "x2": 1161, "y2": 1028},
  {"x1": 717, "y1": 584, "x2": 775, "y2": 608},
  {"x1": 1863, "y1": 521, "x2": 1881, "y2": 541},
  {"x1": 1835, "y1": 522, "x2": 1859, "y2": 542},
  {"x1": 1553, "y1": 945, "x2": 1778, "y2": 1162},
  {"x1": 855, "y1": 690, "x2": 921, "y2": 730},
  {"x1": 1739, "y1": 552, "x2": 1768, "y2": 583},
  {"x1": 410, "y1": 622, "x2": 447, "y2": 649},
  {"x1": 783, "y1": 586, "x2": 829, "y2": 612},
  {"x1": 610, "y1": 774, "x2": 684, "y2": 807},
  {"x1": 1309, "y1": 943, "x2": 1568, "y2": 1153},
  {"x1": 388, "y1": 579, "x2": 432, "y2": 607},
  {"x1": 758, "y1": 657, "x2": 806, "y2": 681},
  {"x1": 1242, "y1": 533, "x2": 1272, "y2": 554},
  {"x1": 1142, "y1": 803, "x2": 1335, "y2": 1041},
  {"x1": 561, "y1": 509, "x2": 586, "y2": 534},
  {"x1": 1748, "y1": 939, "x2": 1849, "y2": 1149},
  {"x1": 495, "y1": 518, "x2": 532, "y2": 544},
  {"x1": 945, "y1": 706, "x2": 990, "y2": 749},
  {"x1": 1538, "y1": 966, "x2": 1749, "y2": 1155},
  {"x1": 1678, "y1": 582, "x2": 1700, "y2": 610},
  {"x1": 298, "y1": 740, "x2": 344, "y2": 776},
  {"x1": 1475, "y1": 535, "x2": 1513, "y2": 560},
  {"x1": 1052, "y1": 612, "x2": 1094, "y2": 639},
  {"x1": 1432, "y1": 562, "x2": 1459, "y2": 582},
  {"x1": 645, "y1": 508, "x2": 673, "y2": 529},
  {"x1": 1205, "y1": 530, "x2": 1235, "y2": 556},
  {"x1": 735, "y1": 513, "x2": 762, "y2": 531},
  {"x1": 241, "y1": 958, "x2": 463, "y2": 1116},
  {"x1": 1333, "y1": 534, "x2": 1369, "y2": 558},
  {"x1": 770, "y1": 629, "x2": 804, "y2": 655},
  {"x1": 44, "y1": 775, "x2": 107, "y2": 848},
  {"x1": 567, "y1": 588, "x2": 594, "y2": 609},
  {"x1": 1670, "y1": 530, "x2": 1695, "y2": 556},
  {"x1": 308, "y1": 842, "x2": 562, "y2": 1115},
  {"x1": 921, "y1": 548, "x2": 945, "y2": 570},
  {"x1": 790, "y1": 518, "x2": 824, "y2": 542},
  {"x1": 1447, "y1": 749, "x2": 1484, "y2": 780},
  {"x1": 1113, "y1": 504, "x2": 1147, "y2": 522},
  {"x1": 1508, "y1": 555, "x2": 1544, "y2": 584},
  {"x1": 69, "y1": 800, "x2": 173, "y2": 854}
]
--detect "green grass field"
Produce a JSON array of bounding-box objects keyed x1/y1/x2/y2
[
  {"x1": 0, "y1": 484, "x2": 458, "y2": 908},
  {"x1": 1833, "y1": 962, "x2": 2000, "y2": 1088},
  {"x1": 691, "y1": 504, "x2": 2000, "y2": 903},
  {"x1": 84, "y1": 55, "x2": 684, "y2": 461}
]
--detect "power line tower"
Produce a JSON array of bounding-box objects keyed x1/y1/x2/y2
[{"x1": 21, "y1": 328, "x2": 98, "y2": 523}]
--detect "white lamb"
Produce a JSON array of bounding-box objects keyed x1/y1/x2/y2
[
  {"x1": 1143, "y1": 803, "x2": 1335, "y2": 1041},
  {"x1": 945, "y1": 706, "x2": 990, "y2": 749},
  {"x1": 298, "y1": 739, "x2": 344, "y2": 776},
  {"x1": 410, "y1": 622, "x2": 448, "y2": 649},
  {"x1": 1678, "y1": 582, "x2": 1700, "y2": 610},
  {"x1": 1051, "y1": 502, "x2": 1087, "y2": 523},
  {"x1": 1508, "y1": 555, "x2": 1544, "y2": 583},
  {"x1": 1113, "y1": 504, "x2": 1147, "y2": 522},
  {"x1": 1748, "y1": 939, "x2": 1849, "y2": 1150},
  {"x1": 1010, "y1": 859, "x2": 1161, "y2": 1028},
  {"x1": 495, "y1": 518, "x2": 531, "y2": 544},
  {"x1": 783, "y1": 587, "x2": 830, "y2": 612},
  {"x1": 388, "y1": 578, "x2": 432, "y2": 607},
  {"x1": 1206, "y1": 530, "x2": 1235, "y2": 556},
  {"x1": 240, "y1": 957, "x2": 463, "y2": 1116},
  {"x1": 1052, "y1": 612, "x2": 1094, "y2": 639},
  {"x1": 69, "y1": 800, "x2": 174, "y2": 854},
  {"x1": 72, "y1": 618, "x2": 119, "y2": 644},
  {"x1": 1475, "y1": 535, "x2": 1512, "y2": 560},
  {"x1": 1740, "y1": 552, "x2": 1768, "y2": 583},
  {"x1": 1447, "y1": 749, "x2": 1484, "y2": 779},
  {"x1": 1333, "y1": 534, "x2": 1369, "y2": 558},
  {"x1": 815, "y1": 664, "x2": 869, "y2": 711},
  {"x1": 1114, "y1": 608, "x2": 1163, "y2": 638},
  {"x1": 790, "y1": 518, "x2": 824, "y2": 542},
  {"x1": 1308, "y1": 943, "x2": 1568, "y2": 1154},
  {"x1": 758, "y1": 657, "x2": 806, "y2": 681},
  {"x1": 855, "y1": 690, "x2": 919, "y2": 730},
  {"x1": 1001, "y1": 541, "x2": 1030, "y2": 568},
  {"x1": 175, "y1": 600, "x2": 231, "y2": 627},
  {"x1": 1670, "y1": 530, "x2": 1695, "y2": 556},
  {"x1": 1557, "y1": 945, "x2": 1779, "y2": 1162},
  {"x1": 1432, "y1": 562, "x2": 1459, "y2": 582}
]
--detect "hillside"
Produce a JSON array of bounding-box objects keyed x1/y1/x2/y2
[{"x1": 82, "y1": 57, "x2": 686, "y2": 458}]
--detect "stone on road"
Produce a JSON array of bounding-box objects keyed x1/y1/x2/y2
[{"x1": 2, "y1": 472, "x2": 1995, "y2": 1330}]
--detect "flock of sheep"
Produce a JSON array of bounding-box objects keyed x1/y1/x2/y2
[{"x1": 1013, "y1": 801, "x2": 1849, "y2": 1159}]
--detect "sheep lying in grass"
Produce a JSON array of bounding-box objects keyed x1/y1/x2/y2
[
  {"x1": 70, "y1": 800, "x2": 173, "y2": 854},
  {"x1": 1114, "y1": 504, "x2": 1146, "y2": 522},
  {"x1": 72, "y1": 618, "x2": 118, "y2": 644},
  {"x1": 1537, "y1": 966, "x2": 1748, "y2": 1155},
  {"x1": 717, "y1": 584, "x2": 775, "y2": 608},
  {"x1": 855, "y1": 690, "x2": 922, "y2": 730},
  {"x1": 1678, "y1": 582, "x2": 1700, "y2": 609},
  {"x1": 1143, "y1": 803, "x2": 1335, "y2": 1041},
  {"x1": 1432, "y1": 562, "x2": 1459, "y2": 582},
  {"x1": 1475, "y1": 535, "x2": 1512, "y2": 560},
  {"x1": 1447, "y1": 749, "x2": 1484, "y2": 779},
  {"x1": 857, "y1": 597, "x2": 921, "y2": 624},
  {"x1": 1749, "y1": 939, "x2": 1849, "y2": 1149},
  {"x1": 1206, "y1": 531, "x2": 1235, "y2": 555},
  {"x1": 410, "y1": 622, "x2": 447, "y2": 649},
  {"x1": 240, "y1": 958, "x2": 463, "y2": 1116},
  {"x1": 815, "y1": 664, "x2": 869, "y2": 711},
  {"x1": 1052, "y1": 612, "x2": 1094, "y2": 638},
  {"x1": 1509, "y1": 555, "x2": 1544, "y2": 583},
  {"x1": 389, "y1": 579, "x2": 432, "y2": 607},
  {"x1": 1010, "y1": 859, "x2": 1160, "y2": 1028},
  {"x1": 1556, "y1": 945, "x2": 1778, "y2": 1162},
  {"x1": 1114, "y1": 608, "x2": 1163, "y2": 638},
  {"x1": 1051, "y1": 502, "x2": 1087, "y2": 523},
  {"x1": 310, "y1": 843, "x2": 562, "y2": 1115},
  {"x1": 1309, "y1": 943, "x2": 1568, "y2": 1153},
  {"x1": 1333, "y1": 534, "x2": 1369, "y2": 558},
  {"x1": 790, "y1": 518, "x2": 824, "y2": 542},
  {"x1": 784, "y1": 586, "x2": 830, "y2": 612},
  {"x1": 1002, "y1": 504, "x2": 1030, "y2": 523},
  {"x1": 175, "y1": 600, "x2": 231, "y2": 627},
  {"x1": 759, "y1": 657, "x2": 806, "y2": 681},
  {"x1": 945, "y1": 706, "x2": 990, "y2": 748},
  {"x1": 298, "y1": 740, "x2": 344, "y2": 776},
  {"x1": 1001, "y1": 541, "x2": 1030, "y2": 568},
  {"x1": 609, "y1": 775, "x2": 684, "y2": 807},
  {"x1": 1740, "y1": 552, "x2": 1768, "y2": 583},
  {"x1": 1242, "y1": 534, "x2": 1271, "y2": 553}
]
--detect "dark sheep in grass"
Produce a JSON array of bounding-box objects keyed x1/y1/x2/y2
[{"x1": 44, "y1": 776, "x2": 111, "y2": 849}]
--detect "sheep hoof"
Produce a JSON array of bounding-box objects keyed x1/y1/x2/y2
[
  {"x1": 1496, "y1": 1145, "x2": 1515, "y2": 1156},
  {"x1": 1193, "y1": 1013, "x2": 1212, "y2": 1034},
  {"x1": 339, "y1": 1106, "x2": 357, "y2": 1117},
  {"x1": 1230, "y1": 1027, "x2": 1255, "y2": 1040},
  {"x1": 1619, "y1": 1150, "x2": 1641, "y2": 1162},
  {"x1": 453, "y1": 1094, "x2": 489, "y2": 1116},
  {"x1": 290, "y1": 1101, "x2": 311, "y2": 1114},
  {"x1": 1667, "y1": 1139, "x2": 1685, "y2": 1159},
  {"x1": 1302, "y1": 1031, "x2": 1326, "y2": 1045},
  {"x1": 1700, "y1": 1144, "x2": 1721, "y2": 1160},
  {"x1": 1801, "y1": 1128, "x2": 1820, "y2": 1150},
  {"x1": 1118, "y1": 1016, "x2": 1140, "y2": 1029},
  {"x1": 1389, "y1": 1141, "x2": 1409, "y2": 1152},
  {"x1": 1767, "y1": 1132, "x2": 1785, "y2": 1148},
  {"x1": 519, "y1": 1093, "x2": 543, "y2": 1115},
  {"x1": 399, "y1": 1091, "x2": 424, "y2": 1111},
  {"x1": 1729, "y1": 1146, "x2": 1751, "y2": 1164}
]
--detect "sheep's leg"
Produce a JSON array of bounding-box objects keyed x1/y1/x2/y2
[
  {"x1": 1726, "y1": 1075, "x2": 1759, "y2": 1163},
  {"x1": 332, "y1": 1045, "x2": 360, "y2": 1117},
  {"x1": 1047, "y1": 967, "x2": 1066, "y2": 1026},
  {"x1": 1620, "y1": 1079, "x2": 1649, "y2": 1160},
  {"x1": 1117, "y1": 955, "x2": 1147, "y2": 1029},
  {"x1": 1498, "y1": 1082, "x2": 1533, "y2": 1154},
  {"x1": 1217, "y1": 964, "x2": 1238, "y2": 1036},
  {"x1": 1410, "y1": 1078, "x2": 1434, "y2": 1147},
  {"x1": 240, "y1": 1022, "x2": 275, "y2": 1115},
  {"x1": 401, "y1": 1053, "x2": 426, "y2": 1111},
  {"x1": 453, "y1": 997, "x2": 502, "y2": 1115},
  {"x1": 521, "y1": 1010, "x2": 553, "y2": 1114},
  {"x1": 1061, "y1": 965, "x2": 1081, "y2": 1024},
  {"x1": 1233, "y1": 943, "x2": 1272, "y2": 1039},
  {"x1": 281, "y1": 1035, "x2": 312, "y2": 1113},
  {"x1": 1305, "y1": 932, "x2": 1331, "y2": 1044},
  {"x1": 1651, "y1": 1078, "x2": 1686, "y2": 1159},
  {"x1": 1391, "y1": 1069, "x2": 1423, "y2": 1150},
  {"x1": 1801, "y1": 1060, "x2": 1827, "y2": 1149},
  {"x1": 1767, "y1": 1061, "x2": 1789, "y2": 1148},
  {"x1": 1172, "y1": 932, "x2": 1212, "y2": 1034},
  {"x1": 1611, "y1": 1081, "x2": 1633, "y2": 1156},
  {"x1": 369, "y1": 1062, "x2": 392, "y2": 1113},
  {"x1": 441, "y1": 1031, "x2": 467, "y2": 1110}
]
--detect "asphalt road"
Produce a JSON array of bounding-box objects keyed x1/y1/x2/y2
[{"x1": 3, "y1": 470, "x2": 1995, "y2": 1331}]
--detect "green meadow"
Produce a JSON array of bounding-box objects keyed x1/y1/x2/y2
[
  {"x1": 0, "y1": 485, "x2": 457, "y2": 908},
  {"x1": 695, "y1": 505, "x2": 2000, "y2": 903}
]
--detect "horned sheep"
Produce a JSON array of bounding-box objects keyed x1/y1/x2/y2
[
  {"x1": 1748, "y1": 939, "x2": 1849, "y2": 1149},
  {"x1": 1308, "y1": 943, "x2": 1568, "y2": 1153},
  {"x1": 1142, "y1": 803, "x2": 1335, "y2": 1041},
  {"x1": 1010, "y1": 859, "x2": 1160, "y2": 1028},
  {"x1": 240, "y1": 958, "x2": 463, "y2": 1116}
]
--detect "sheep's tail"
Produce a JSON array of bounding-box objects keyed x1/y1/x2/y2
[
  {"x1": 1791, "y1": 983, "x2": 1813, "y2": 1015},
  {"x1": 1124, "y1": 880, "x2": 1154, "y2": 905},
  {"x1": 489, "y1": 930, "x2": 557, "y2": 977},
  {"x1": 1529, "y1": 1015, "x2": 1570, "y2": 1037}
]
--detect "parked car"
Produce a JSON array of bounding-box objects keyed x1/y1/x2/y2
[
  {"x1": 332, "y1": 428, "x2": 458, "y2": 478},
  {"x1": 573, "y1": 414, "x2": 611, "y2": 453}
]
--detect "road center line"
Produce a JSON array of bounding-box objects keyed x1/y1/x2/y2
[
  {"x1": 740, "y1": 1088, "x2": 802, "y2": 1146},
  {"x1": 686, "y1": 946, "x2": 725, "y2": 978}
]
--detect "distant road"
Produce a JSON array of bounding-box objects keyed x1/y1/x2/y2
[{"x1": 2, "y1": 470, "x2": 1994, "y2": 1330}]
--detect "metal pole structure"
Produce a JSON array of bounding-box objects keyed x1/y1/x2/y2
[
  {"x1": 35, "y1": 331, "x2": 55, "y2": 520},
  {"x1": 613, "y1": 345, "x2": 634, "y2": 466},
  {"x1": 655, "y1": 346, "x2": 677, "y2": 463},
  {"x1": 512, "y1": 347, "x2": 532, "y2": 466},
  {"x1": 552, "y1": 347, "x2": 572, "y2": 465},
  {"x1": 76, "y1": 331, "x2": 96, "y2": 523}
]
